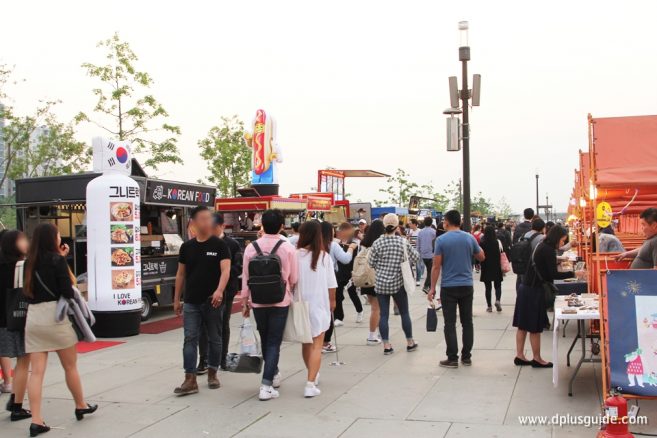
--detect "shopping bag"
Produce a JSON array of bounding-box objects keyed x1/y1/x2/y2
[
  {"x1": 226, "y1": 318, "x2": 263, "y2": 374},
  {"x1": 401, "y1": 241, "x2": 416, "y2": 296},
  {"x1": 499, "y1": 240, "x2": 511, "y2": 274},
  {"x1": 283, "y1": 287, "x2": 312, "y2": 344},
  {"x1": 426, "y1": 304, "x2": 438, "y2": 332},
  {"x1": 6, "y1": 261, "x2": 28, "y2": 332}
]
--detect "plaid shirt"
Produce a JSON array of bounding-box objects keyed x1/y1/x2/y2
[{"x1": 368, "y1": 234, "x2": 420, "y2": 295}]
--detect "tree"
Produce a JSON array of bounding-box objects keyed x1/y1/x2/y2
[
  {"x1": 495, "y1": 197, "x2": 513, "y2": 218},
  {"x1": 0, "y1": 66, "x2": 90, "y2": 192},
  {"x1": 471, "y1": 192, "x2": 495, "y2": 217},
  {"x1": 198, "y1": 115, "x2": 251, "y2": 197},
  {"x1": 79, "y1": 33, "x2": 182, "y2": 170},
  {"x1": 376, "y1": 168, "x2": 418, "y2": 207},
  {"x1": 444, "y1": 180, "x2": 463, "y2": 211},
  {"x1": 418, "y1": 183, "x2": 450, "y2": 212}
]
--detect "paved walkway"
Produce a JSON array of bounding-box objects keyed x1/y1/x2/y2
[{"x1": 2, "y1": 275, "x2": 655, "y2": 437}]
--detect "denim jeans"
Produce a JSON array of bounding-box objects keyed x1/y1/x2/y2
[
  {"x1": 416, "y1": 260, "x2": 424, "y2": 283},
  {"x1": 377, "y1": 287, "x2": 413, "y2": 343},
  {"x1": 183, "y1": 301, "x2": 223, "y2": 374},
  {"x1": 199, "y1": 288, "x2": 236, "y2": 368},
  {"x1": 440, "y1": 286, "x2": 474, "y2": 361},
  {"x1": 253, "y1": 306, "x2": 289, "y2": 386},
  {"x1": 422, "y1": 258, "x2": 433, "y2": 289}
]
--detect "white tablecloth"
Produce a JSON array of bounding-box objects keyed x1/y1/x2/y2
[{"x1": 552, "y1": 296, "x2": 600, "y2": 387}]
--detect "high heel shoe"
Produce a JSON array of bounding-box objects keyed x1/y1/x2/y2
[
  {"x1": 29, "y1": 423, "x2": 50, "y2": 437},
  {"x1": 75, "y1": 403, "x2": 98, "y2": 421}
]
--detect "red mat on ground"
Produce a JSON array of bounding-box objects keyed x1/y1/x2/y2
[
  {"x1": 76, "y1": 341, "x2": 125, "y2": 354},
  {"x1": 140, "y1": 297, "x2": 242, "y2": 335},
  {"x1": 140, "y1": 316, "x2": 183, "y2": 334}
]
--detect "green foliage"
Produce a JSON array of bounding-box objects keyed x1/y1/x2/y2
[
  {"x1": 471, "y1": 192, "x2": 495, "y2": 217},
  {"x1": 79, "y1": 33, "x2": 182, "y2": 170},
  {"x1": 417, "y1": 183, "x2": 450, "y2": 212},
  {"x1": 198, "y1": 115, "x2": 251, "y2": 198},
  {"x1": 375, "y1": 168, "x2": 419, "y2": 207},
  {"x1": 494, "y1": 197, "x2": 513, "y2": 218},
  {"x1": 0, "y1": 66, "x2": 91, "y2": 194},
  {"x1": 0, "y1": 196, "x2": 16, "y2": 229}
]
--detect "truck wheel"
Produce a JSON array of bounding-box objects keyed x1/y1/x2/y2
[{"x1": 141, "y1": 294, "x2": 154, "y2": 321}]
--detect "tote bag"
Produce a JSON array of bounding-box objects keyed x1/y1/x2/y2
[
  {"x1": 499, "y1": 240, "x2": 511, "y2": 274},
  {"x1": 283, "y1": 286, "x2": 313, "y2": 344},
  {"x1": 6, "y1": 261, "x2": 28, "y2": 331},
  {"x1": 401, "y1": 241, "x2": 416, "y2": 296}
]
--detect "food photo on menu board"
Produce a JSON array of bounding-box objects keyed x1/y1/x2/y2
[
  {"x1": 111, "y1": 247, "x2": 134, "y2": 267},
  {"x1": 112, "y1": 269, "x2": 135, "y2": 290},
  {"x1": 110, "y1": 202, "x2": 134, "y2": 222},
  {"x1": 110, "y1": 224, "x2": 134, "y2": 244}
]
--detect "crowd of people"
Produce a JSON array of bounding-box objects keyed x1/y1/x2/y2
[{"x1": 3, "y1": 205, "x2": 657, "y2": 435}]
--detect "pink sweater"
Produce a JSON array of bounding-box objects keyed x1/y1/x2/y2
[{"x1": 241, "y1": 234, "x2": 298, "y2": 308}]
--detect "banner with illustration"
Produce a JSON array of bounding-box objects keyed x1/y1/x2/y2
[{"x1": 607, "y1": 270, "x2": 657, "y2": 397}]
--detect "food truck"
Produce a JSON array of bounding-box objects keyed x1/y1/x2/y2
[
  {"x1": 13, "y1": 160, "x2": 216, "y2": 321},
  {"x1": 215, "y1": 190, "x2": 307, "y2": 245}
]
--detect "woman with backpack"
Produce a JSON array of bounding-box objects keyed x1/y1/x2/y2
[
  {"x1": 296, "y1": 221, "x2": 337, "y2": 398},
  {"x1": 479, "y1": 225, "x2": 504, "y2": 313},
  {"x1": 0, "y1": 230, "x2": 32, "y2": 421},
  {"x1": 355, "y1": 220, "x2": 385, "y2": 345},
  {"x1": 368, "y1": 214, "x2": 420, "y2": 355}
]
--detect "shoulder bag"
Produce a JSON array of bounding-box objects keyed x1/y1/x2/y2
[
  {"x1": 283, "y1": 284, "x2": 313, "y2": 344},
  {"x1": 401, "y1": 239, "x2": 416, "y2": 296},
  {"x1": 499, "y1": 240, "x2": 511, "y2": 274},
  {"x1": 531, "y1": 243, "x2": 559, "y2": 309},
  {"x1": 34, "y1": 271, "x2": 85, "y2": 341},
  {"x1": 5, "y1": 261, "x2": 28, "y2": 331}
]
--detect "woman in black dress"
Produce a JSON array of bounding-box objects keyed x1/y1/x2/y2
[
  {"x1": 479, "y1": 225, "x2": 504, "y2": 312},
  {"x1": 512, "y1": 225, "x2": 584, "y2": 368}
]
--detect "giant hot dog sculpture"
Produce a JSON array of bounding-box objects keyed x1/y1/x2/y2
[{"x1": 244, "y1": 109, "x2": 282, "y2": 185}]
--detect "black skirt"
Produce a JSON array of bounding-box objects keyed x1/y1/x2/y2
[{"x1": 512, "y1": 284, "x2": 549, "y2": 333}]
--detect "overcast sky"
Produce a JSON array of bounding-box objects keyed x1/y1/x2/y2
[{"x1": 3, "y1": 0, "x2": 657, "y2": 213}]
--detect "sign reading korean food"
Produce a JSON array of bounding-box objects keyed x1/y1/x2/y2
[{"x1": 87, "y1": 137, "x2": 142, "y2": 316}]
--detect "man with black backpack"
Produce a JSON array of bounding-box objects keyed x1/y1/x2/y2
[
  {"x1": 510, "y1": 218, "x2": 545, "y2": 290},
  {"x1": 241, "y1": 209, "x2": 298, "y2": 401},
  {"x1": 510, "y1": 208, "x2": 536, "y2": 292}
]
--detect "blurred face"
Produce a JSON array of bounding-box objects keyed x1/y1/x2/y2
[
  {"x1": 16, "y1": 234, "x2": 28, "y2": 256},
  {"x1": 193, "y1": 210, "x2": 213, "y2": 236},
  {"x1": 359, "y1": 223, "x2": 366, "y2": 232},
  {"x1": 410, "y1": 222, "x2": 417, "y2": 230},
  {"x1": 214, "y1": 223, "x2": 225, "y2": 237},
  {"x1": 559, "y1": 235, "x2": 567, "y2": 247},
  {"x1": 640, "y1": 218, "x2": 657, "y2": 239},
  {"x1": 56, "y1": 232, "x2": 62, "y2": 247}
]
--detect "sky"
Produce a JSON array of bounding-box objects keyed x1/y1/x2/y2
[{"x1": 3, "y1": 0, "x2": 657, "y2": 214}]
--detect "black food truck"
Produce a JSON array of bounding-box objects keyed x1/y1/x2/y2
[{"x1": 13, "y1": 161, "x2": 216, "y2": 321}]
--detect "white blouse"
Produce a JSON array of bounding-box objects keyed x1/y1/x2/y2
[{"x1": 296, "y1": 249, "x2": 338, "y2": 337}]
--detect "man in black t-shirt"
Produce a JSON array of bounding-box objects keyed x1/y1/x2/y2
[
  {"x1": 197, "y1": 213, "x2": 244, "y2": 372},
  {"x1": 173, "y1": 206, "x2": 231, "y2": 395}
]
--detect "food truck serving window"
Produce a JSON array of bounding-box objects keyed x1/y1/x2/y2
[{"x1": 145, "y1": 180, "x2": 216, "y2": 207}]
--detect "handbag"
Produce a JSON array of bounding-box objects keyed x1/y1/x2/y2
[
  {"x1": 5, "y1": 261, "x2": 28, "y2": 331},
  {"x1": 401, "y1": 239, "x2": 416, "y2": 296},
  {"x1": 34, "y1": 271, "x2": 85, "y2": 341},
  {"x1": 499, "y1": 240, "x2": 511, "y2": 274},
  {"x1": 283, "y1": 285, "x2": 313, "y2": 344},
  {"x1": 531, "y1": 244, "x2": 559, "y2": 309},
  {"x1": 226, "y1": 318, "x2": 263, "y2": 374},
  {"x1": 426, "y1": 303, "x2": 438, "y2": 332}
]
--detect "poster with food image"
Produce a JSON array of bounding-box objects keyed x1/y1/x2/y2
[
  {"x1": 110, "y1": 202, "x2": 134, "y2": 222},
  {"x1": 110, "y1": 224, "x2": 134, "y2": 244},
  {"x1": 112, "y1": 269, "x2": 135, "y2": 290},
  {"x1": 111, "y1": 247, "x2": 134, "y2": 267}
]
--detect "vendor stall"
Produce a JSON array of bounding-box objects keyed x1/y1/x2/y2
[{"x1": 13, "y1": 162, "x2": 216, "y2": 321}]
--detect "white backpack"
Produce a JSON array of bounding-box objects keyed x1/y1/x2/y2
[{"x1": 352, "y1": 247, "x2": 376, "y2": 288}]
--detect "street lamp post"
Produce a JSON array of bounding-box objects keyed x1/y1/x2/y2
[
  {"x1": 445, "y1": 21, "x2": 479, "y2": 232},
  {"x1": 535, "y1": 173, "x2": 540, "y2": 215}
]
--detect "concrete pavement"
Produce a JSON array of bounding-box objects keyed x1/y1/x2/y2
[{"x1": 2, "y1": 274, "x2": 655, "y2": 437}]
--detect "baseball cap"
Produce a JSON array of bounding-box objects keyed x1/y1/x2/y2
[
  {"x1": 382, "y1": 213, "x2": 399, "y2": 228},
  {"x1": 358, "y1": 219, "x2": 367, "y2": 225}
]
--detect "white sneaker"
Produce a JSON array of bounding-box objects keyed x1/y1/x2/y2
[
  {"x1": 304, "y1": 383, "x2": 321, "y2": 398},
  {"x1": 367, "y1": 338, "x2": 382, "y2": 346},
  {"x1": 334, "y1": 319, "x2": 344, "y2": 327},
  {"x1": 356, "y1": 312, "x2": 364, "y2": 323},
  {"x1": 0, "y1": 383, "x2": 12, "y2": 393},
  {"x1": 259, "y1": 385, "x2": 280, "y2": 401},
  {"x1": 322, "y1": 343, "x2": 337, "y2": 354},
  {"x1": 416, "y1": 281, "x2": 421, "y2": 286},
  {"x1": 272, "y1": 372, "x2": 282, "y2": 389}
]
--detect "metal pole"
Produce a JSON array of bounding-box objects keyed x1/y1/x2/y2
[
  {"x1": 460, "y1": 47, "x2": 471, "y2": 231},
  {"x1": 535, "y1": 174, "x2": 539, "y2": 216}
]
